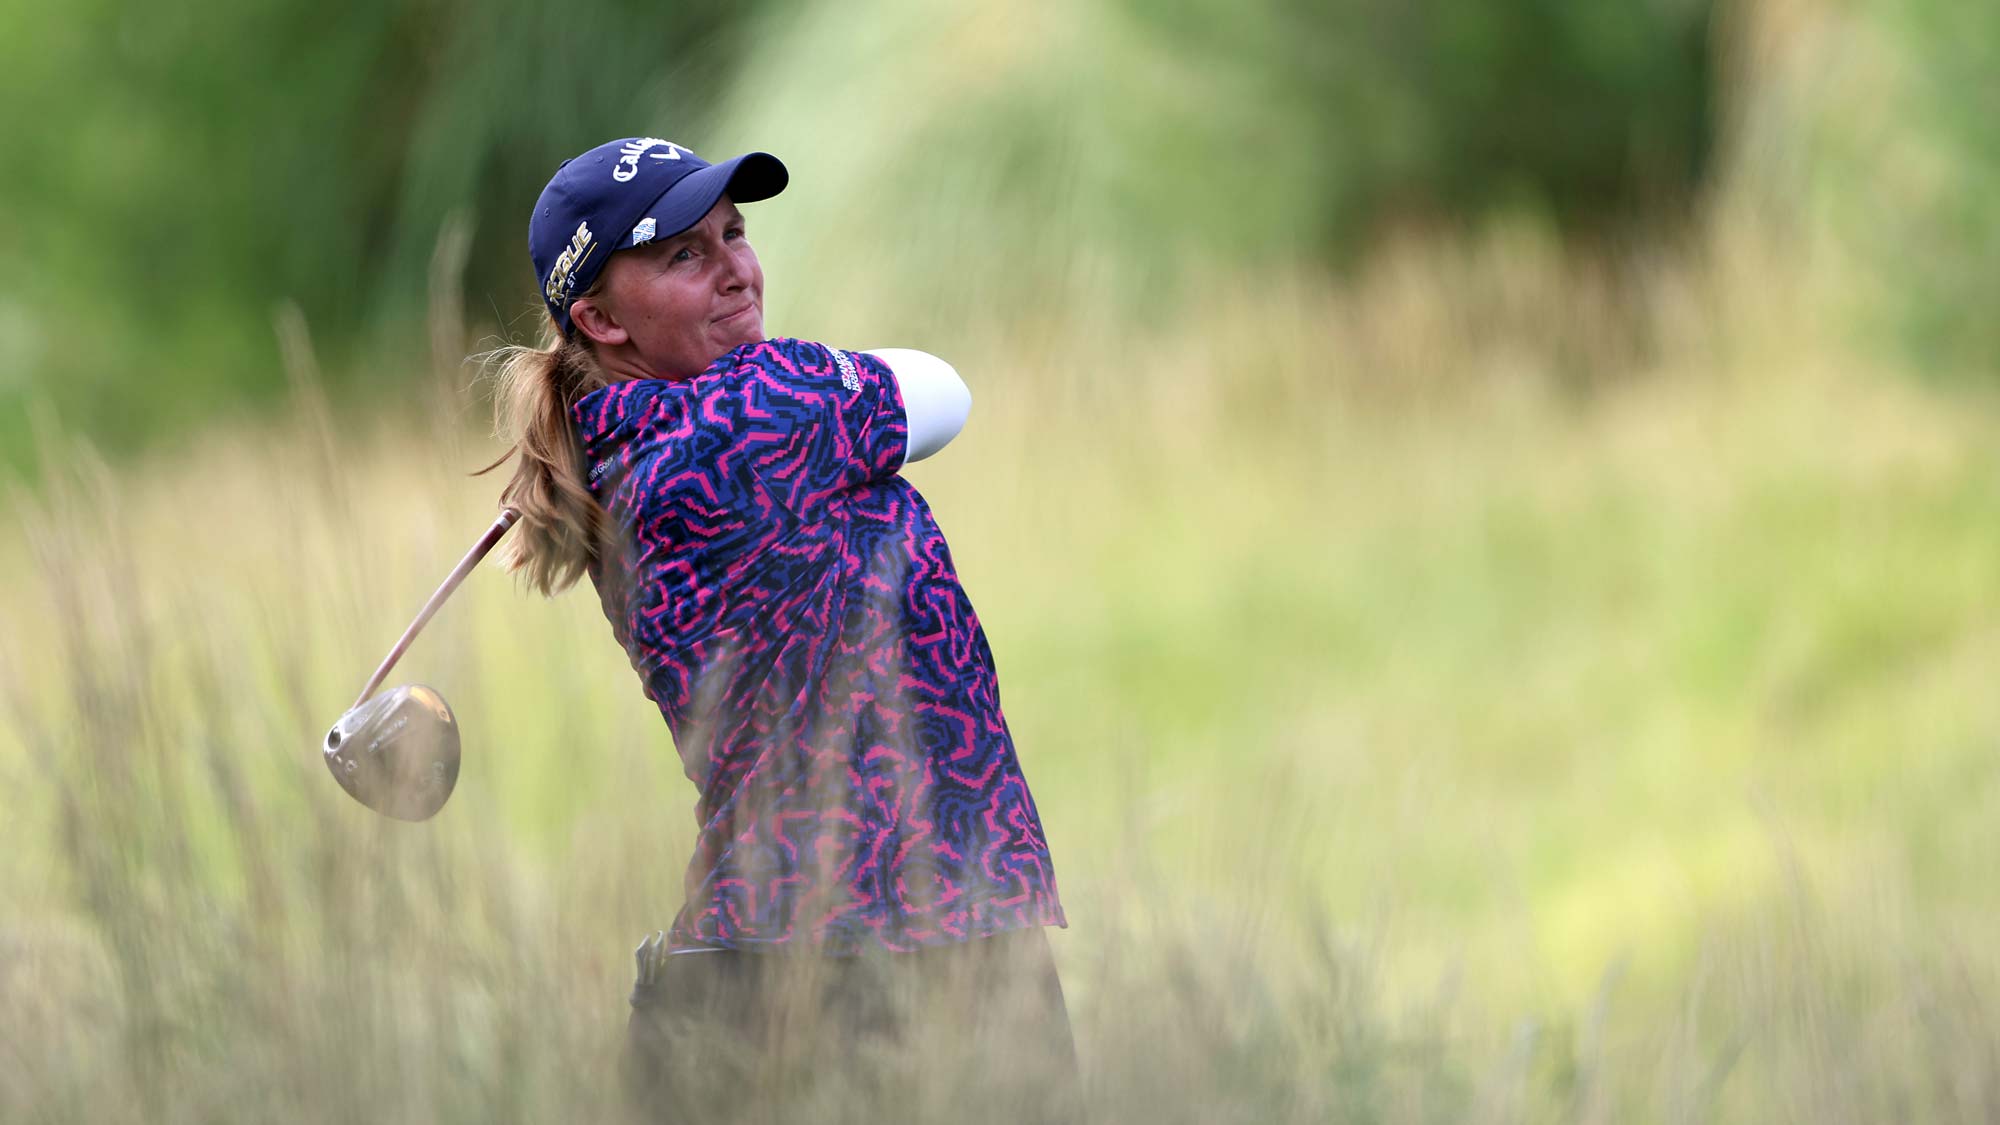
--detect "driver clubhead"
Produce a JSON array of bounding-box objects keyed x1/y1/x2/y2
[{"x1": 323, "y1": 684, "x2": 461, "y2": 821}]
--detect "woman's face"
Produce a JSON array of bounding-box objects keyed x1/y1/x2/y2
[{"x1": 572, "y1": 196, "x2": 764, "y2": 380}]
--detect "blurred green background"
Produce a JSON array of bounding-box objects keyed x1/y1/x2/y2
[
  {"x1": 5, "y1": 0, "x2": 2000, "y2": 1120},
  {"x1": 0, "y1": 0, "x2": 1733, "y2": 463}
]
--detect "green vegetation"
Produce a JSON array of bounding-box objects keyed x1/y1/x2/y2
[
  {"x1": 5, "y1": 0, "x2": 2000, "y2": 1118},
  {"x1": 1, "y1": 0, "x2": 1726, "y2": 466},
  {"x1": 8, "y1": 227, "x2": 2000, "y2": 1117},
  {"x1": 0, "y1": 0, "x2": 763, "y2": 465}
]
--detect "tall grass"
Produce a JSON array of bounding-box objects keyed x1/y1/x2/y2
[{"x1": 7, "y1": 198, "x2": 2000, "y2": 1120}]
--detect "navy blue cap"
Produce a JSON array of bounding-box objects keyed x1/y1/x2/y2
[{"x1": 529, "y1": 138, "x2": 788, "y2": 333}]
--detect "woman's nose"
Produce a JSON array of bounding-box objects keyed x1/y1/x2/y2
[{"x1": 718, "y1": 244, "x2": 753, "y2": 291}]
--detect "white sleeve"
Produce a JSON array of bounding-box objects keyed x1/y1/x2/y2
[{"x1": 865, "y1": 349, "x2": 970, "y2": 463}]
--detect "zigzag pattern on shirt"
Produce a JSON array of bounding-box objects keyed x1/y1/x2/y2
[{"x1": 575, "y1": 338, "x2": 1065, "y2": 954}]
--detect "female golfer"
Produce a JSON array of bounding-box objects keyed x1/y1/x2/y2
[{"x1": 488, "y1": 138, "x2": 1074, "y2": 1116}]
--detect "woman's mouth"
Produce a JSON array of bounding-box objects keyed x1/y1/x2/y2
[{"x1": 715, "y1": 303, "x2": 758, "y2": 327}]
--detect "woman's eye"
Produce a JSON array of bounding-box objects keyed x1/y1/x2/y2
[
  {"x1": 671, "y1": 247, "x2": 694, "y2": 263},
  {"x1": 725, "y1": 227, "x2": 745, "y2": 241}
]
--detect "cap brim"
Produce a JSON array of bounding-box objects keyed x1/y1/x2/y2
[{"x1": 629, "y1": 152, "x2": 789, "y2": 247}]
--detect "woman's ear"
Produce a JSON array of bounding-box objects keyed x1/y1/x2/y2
[{"x1": 570, "y1": 297, "x2": 629, "y2": 348}]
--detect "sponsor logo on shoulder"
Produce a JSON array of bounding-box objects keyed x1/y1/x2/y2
[
  {"x1": 613, "y1": 138, "x2": 688, "y2": 182},
  {"x1": 832, "y1": 349, "x2": 862, "y2": 392},
  {"x1": 631, "y1": 217, "x2": 657, "y2": 246}
]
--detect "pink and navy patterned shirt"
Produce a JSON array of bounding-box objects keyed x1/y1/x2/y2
[{"x1": 574, "y1": 337, "x2": 1065, "y2": 954}]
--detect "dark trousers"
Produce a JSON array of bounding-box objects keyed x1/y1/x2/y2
[{"x1": 624, "y1": 928, "x2": 1081, "y2": 1123}]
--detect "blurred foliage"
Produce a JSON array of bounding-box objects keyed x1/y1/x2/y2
[
  {"x1": 2, "y1": 0, "x2": 1721, "y2": 468},
  {"x1": 1720, "y1": 0, "x2": 2000, "y2": 379},
  {"x1": 9, "y1": 2, "x2": 2000, "y2": 1117},
  {"x1": 8, "y1": 248, "x2": 2000, "y2": 1118},
  {"x1": 1827, "y1": 0, "x2": 2000, "y2": 375},
  {"x1": 0, "y1": 0, "x2": 764, "y2": 467},
  {"x1": 4, "y1": 0, "x2": 1995, "y2": 466},
  {"x1": 1124, "y1": 0, "x2": 1716, "y2": 247},
  {"x1": 702, "y1": 0, "x2": 1716, "y2": 352}
]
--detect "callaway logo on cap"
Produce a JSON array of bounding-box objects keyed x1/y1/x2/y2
[{"x1": 529, "y1": 137, "x2": 788, "y2": 332}]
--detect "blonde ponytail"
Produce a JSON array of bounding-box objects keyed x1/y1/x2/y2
[{"x1": 482, "y1": 319, "x2": 624, "y2": 596}]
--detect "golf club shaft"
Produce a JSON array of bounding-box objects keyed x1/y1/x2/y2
[{"x1": 353, "y1": 508, "x2": 520, "y2": 709}]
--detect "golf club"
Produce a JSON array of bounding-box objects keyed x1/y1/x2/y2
[{"x1": 322, "y1": 507, "x2": 519, "y2": 820}]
